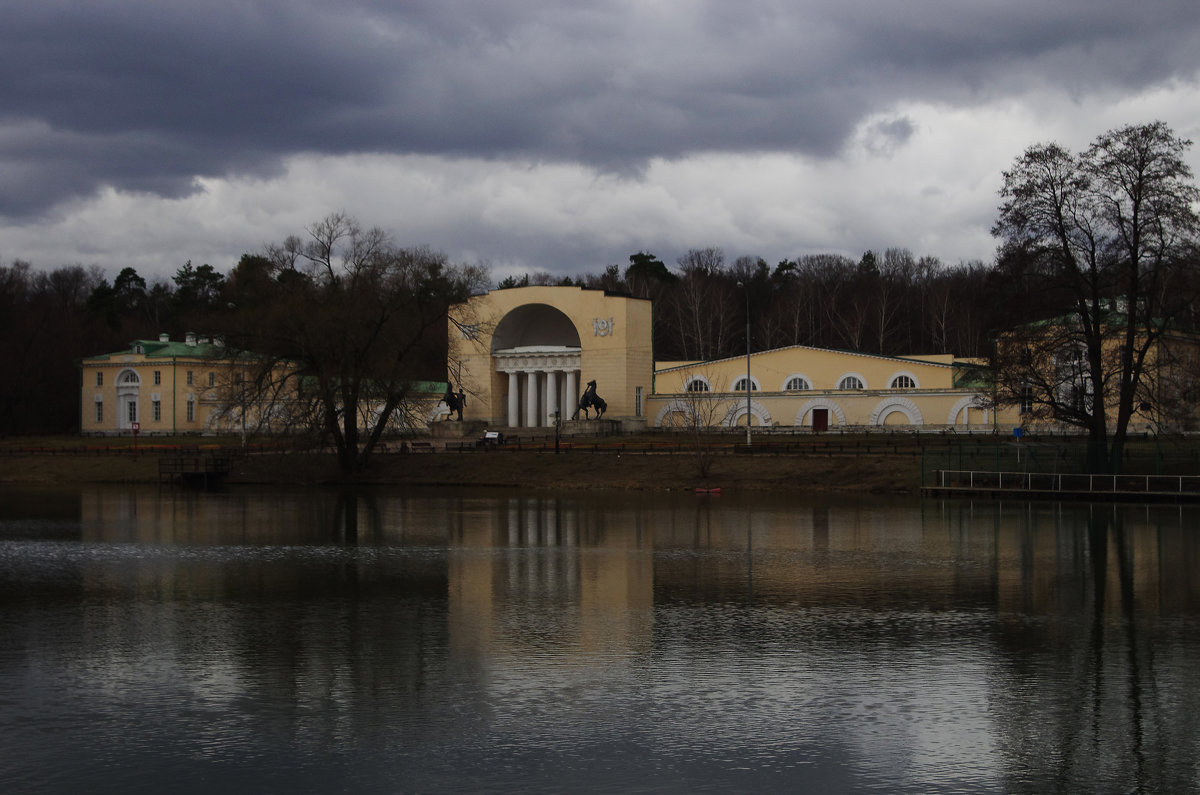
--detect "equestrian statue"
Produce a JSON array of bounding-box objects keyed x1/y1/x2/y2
[
  {"x1": 571, "y1": 380, "x2": 607, "y2": 420},
  {"x1": 439, "y1": 387, "x2": 465, "y2": 421}
]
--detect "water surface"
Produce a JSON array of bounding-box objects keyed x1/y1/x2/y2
[{"x1": 1, "y1": 486, "x2": 1197, "y2": 793}]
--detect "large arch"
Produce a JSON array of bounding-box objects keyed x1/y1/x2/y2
[
  {"x1": 490, "y1": 303, "x2": 584, "y2": 428},
  {"x1": 948, "y1": 395, "x2": 990, "y2": 426},
  {"x1": 794, "y1": 398, "x2": 846, "y2": 427},
  {"x1": 726, "y1": 400, "x2": 771, "y2": 428},
  {"x1": 869, "y1": 397, "x2": 923, "y2": 426},
  {"x1": 654, "y1": 399, "x2": 695, "y2": 428},
  {"x1": 491, "y1": 303, "x2": 581, "y2": 351}
]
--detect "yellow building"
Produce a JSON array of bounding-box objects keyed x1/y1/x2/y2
[
  {"x1": 450, "y1": 285, "x2": 1017, "y2": 432},
  {"x1": 651, "y1": 347, "x2": 1009, "y2": 431},
  {"x1": 993, "y1": 318, "x2": 1200, "y2": 434},
  {"x1": 79, "y1": 333, "x2": 288, "y2": 436},
  {"x1": 448, "y1": 285, "x2": 654, "y2": 428}
]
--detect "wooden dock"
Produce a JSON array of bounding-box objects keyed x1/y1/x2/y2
[{"x1": 924, "y1": 469, "x2": 1200, "y2": 502}]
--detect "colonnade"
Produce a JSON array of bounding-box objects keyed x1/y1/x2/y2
[
  {"x1": 504, "y1": 368, "x2": 580, "y2": 427},
  {"x1": 493, "y1": 347, "x2": 583, "y2": 428}
]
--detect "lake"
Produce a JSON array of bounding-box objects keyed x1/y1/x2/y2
[{"x1": 1, "y1": 486, "x2": 1198, "y2": 793}]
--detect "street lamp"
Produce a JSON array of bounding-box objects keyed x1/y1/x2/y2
[{"x1": 738, "y1": 280, "x2": 751, "y2": 447}]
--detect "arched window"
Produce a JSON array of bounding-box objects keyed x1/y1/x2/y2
[
  {"x1": 890, "y1": 374, "x2": 917, "y2": 389},
  {"x1": 732, "y1": 377, "x2": 758, "y2": 392},
  {"x1": 120, "y1": 371, "x2": 140, "y2": 385},
  {"x1": 784, "y1": 376, "x2": 810, "y2": 391},
  {"x1": 838, "y1": 375, "x2": 865, "y2": 390},
  {"x1": 685, "y1": 377, "x2": 711, "y2": 392}
]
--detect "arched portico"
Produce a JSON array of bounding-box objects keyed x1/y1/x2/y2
[{"x1": 492, "y1": 304, "x2": 584, "y2": 427}]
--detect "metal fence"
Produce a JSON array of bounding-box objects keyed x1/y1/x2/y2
[{"x1": 930, "y1": 469, "x2": 1200, "y2": 497}]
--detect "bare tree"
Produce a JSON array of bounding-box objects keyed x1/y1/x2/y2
[
  {"x1": 227, "y1": 213, "x2": 489, "y2": 472},
  {"x1": 992, "y1": 122, "x2": 1200, "y2": 472}
]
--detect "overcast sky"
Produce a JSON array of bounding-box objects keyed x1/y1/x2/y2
[{"x1": 3, "y1": 0, "x2": 1199, "y2": 284}]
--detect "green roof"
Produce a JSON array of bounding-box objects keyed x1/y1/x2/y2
[{"x1": 83, "y1": 337, "x2": 229, "y2": 362}]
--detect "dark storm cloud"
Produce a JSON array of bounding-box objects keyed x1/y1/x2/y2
[{"x1": 2, "y1": 0, "x2": 1198, "y2": 218}]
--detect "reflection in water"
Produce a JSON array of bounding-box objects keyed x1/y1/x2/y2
[{"x1": 0, "y1": 487, "x2": 1199, "y2": 793}]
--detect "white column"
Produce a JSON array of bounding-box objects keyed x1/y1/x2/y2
[
  {"x1": 507, "y1": 372, "x2": 519, "y2": 427},
  {"x1": 545, "y1": 370, "x2": 558, "y2": 427},
  {"x1": 565, "y1": 370, "x2": 577, "y2": 419},
  {"x1": 525, "y1": 371, "x2": 539, "y2": 427},
  {"x1": 559, "y1": 371, "x2": 571, "y2": 420}
]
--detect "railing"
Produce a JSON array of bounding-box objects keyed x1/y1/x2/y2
[{"x1": 931, "y1": 469, "x2": 1200, "y2": 497}]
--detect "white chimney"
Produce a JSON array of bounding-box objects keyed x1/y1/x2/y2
[{"x1": 185, "y1": 332, "x2": 197, "y2": 346}]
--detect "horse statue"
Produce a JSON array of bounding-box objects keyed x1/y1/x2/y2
[
  {"x1": 439, "y1": 387, "x2": 465, "y2": 421},
  {"x1": 571, "y1": 380, "x2": 607, "y2": 420}
]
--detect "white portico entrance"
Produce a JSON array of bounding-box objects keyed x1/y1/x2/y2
[
  {"x1": 487, "y1": 302, "x2": 586, "y2": 428},
  {"x1": 494, "y1": 346, "x2": 582, "y2": 427}
]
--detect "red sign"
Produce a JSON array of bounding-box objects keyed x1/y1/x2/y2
[{"x1": 131, "y1": 422, "x2": 140, "y2": 432}]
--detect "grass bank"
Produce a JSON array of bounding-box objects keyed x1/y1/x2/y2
[{"x1": 0, "y1": 435, "x2": 923, "y2": 493}]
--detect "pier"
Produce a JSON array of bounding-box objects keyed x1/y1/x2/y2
[{"x1": 925, "y1": 469, "x2": 1200, "y2": 502}]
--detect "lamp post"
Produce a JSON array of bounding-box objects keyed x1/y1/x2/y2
[{"x1": 738, "y1": 281, "x2": 751, "y2": 447}]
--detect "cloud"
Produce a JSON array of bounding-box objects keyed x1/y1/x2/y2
[{"x1": 2, "y1": 1, "x2": 1199, "y2": 279}]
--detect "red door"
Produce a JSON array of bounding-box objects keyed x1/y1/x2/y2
[{"x1": 812, "y1": 408, "x2": 828, "y2": 433}]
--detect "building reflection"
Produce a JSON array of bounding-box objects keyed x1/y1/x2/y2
[{"x1": 46, "y1": 487, "x2": 1200, "y2": 790}]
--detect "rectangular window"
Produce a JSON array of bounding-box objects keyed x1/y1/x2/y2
[
  {"x1": 208, "y1": 372, "x2": 215, "y2": 387},
  {"x1": 127, "y1": 401, "x2": 137, "y2": 423},
  {"x1": 1019, "y1": 386, "x2": 1034, "y2": 414},
  {"x1": 186, "y1": 399, "x2": 195, "y2": 422},
  {"x1": 186, "y1": 370, "x2": 193, "y2": 386},
  {"x1": 635, "y1": 386, "x2": 643, "y2": 418},
  {"x1": 96, "y1": 371, "x2": 103, "y2": 387},
  {"x1": 152, "y1": 400, "x2": 161, "y2": 422},
  {"x1": 95, "y1": 401, "x2": 103, "y2": 423},
  {"x1": 153, "y1": 370, "x2": 161, "y2": 385}
]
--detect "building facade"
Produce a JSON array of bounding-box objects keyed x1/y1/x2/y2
[
  {"x1": 448, "y1": 285, "x2": 654, "y2": 428},
  {"x1": 80, "y1": 333, "x2": 275, "y2": 436},
  {"x1": 650, "y1": 347, "x2": 1008, "y2": 431},
  {"x1": 449, "y1": 285, "x2": 1017, "y2": 432}
]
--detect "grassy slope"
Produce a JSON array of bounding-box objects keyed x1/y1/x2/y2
[{"x1": 0, "y1": 439, "x2": 922, "y2": 494}]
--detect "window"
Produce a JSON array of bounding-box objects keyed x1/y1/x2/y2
[
  {"x1": 635, "y1": 386, "x2": 643, "y2": 417},
  {"x1": 785, "y1": 376, "x2": 810, "y2": 391},
  {"x1": 127, "y1": 401, "x2": 137, "y2": 423},
  {"x1": 120, "y1": 371, "x2": 139, "y2": 384},
  {"x1": 208, "y1": 372, "x2": 215, "y2": 387},
  {"x1": 838, "y1": 376, "x2": 865, "y2": 390},
  {"x1": 152, "y1": 400, "x2": 161, "y2": 422},
  {"x1": 186, "y1": 370, "x2": 193, "y2": 386},
  {"x1": 153, "y1": 370, "x2": 161, "y2": 385},
  {"x1": 95, "y1": 401, "x2": 103, "y2": 423},
  {"x1": 1019, "y1": 386, "x2": 1034, "y2": 414},
  {"x1": 732, "y1": 377, "x2": 758, "y2": 392},
  {"x1": 186, "y1": 397, "x2": 195, "y2": 422},
  {"x1": 685, "y1": 377, "x2": 710, "y2": 392},
  {"x1": 96, "y1": 372, "x2": 103, "y2": 387},
  {"x1": 890, "y1": 375, "x2": 917, "y2": 389}
]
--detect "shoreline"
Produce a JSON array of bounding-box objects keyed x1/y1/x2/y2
[{"x1": 0, "y1": 448, "x2": 924, "y2": 494}]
